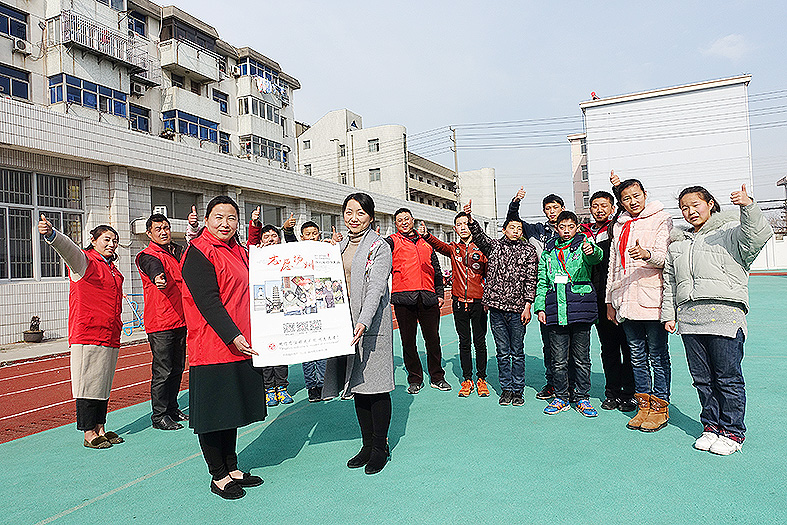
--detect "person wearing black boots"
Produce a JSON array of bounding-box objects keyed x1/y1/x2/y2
[{"x1": 323, "y1": 193, "x2": 394, "y2": 475}]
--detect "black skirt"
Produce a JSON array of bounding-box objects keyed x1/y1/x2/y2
[{"x1": 189, "y1": 359, "x2": 267, "y2": 434}]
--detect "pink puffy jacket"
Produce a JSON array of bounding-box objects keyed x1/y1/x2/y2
[{"x1": 605, "y1": 201, "x2": 672, "y2": 322}]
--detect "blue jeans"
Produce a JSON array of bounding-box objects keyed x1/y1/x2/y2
[
  {"x1": 621, "y1": 320, "x2": 670, "y2": 401},
  {"x1": 302, "y1": 359, "x2": 326, "y2": 389},
  {"x1": 548, "y1": 323, "x2": 592, "y2": 400},
  {"x1": 489, "y1": 308, "x2": 526, "y2": 394},
  {"x1": 682, "y1": 329, "x2": 746, "y2": 439}
]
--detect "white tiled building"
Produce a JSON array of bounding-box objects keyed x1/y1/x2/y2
[{"x1": 0, "y1": 1, "x2": 491, "y2": 344}]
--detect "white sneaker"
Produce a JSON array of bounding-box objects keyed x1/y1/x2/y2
[
  {"x1": 693, "y1": 431, "x2": 718, "y2": 451},
  {"x1": 709, "y1": 435, "x2": 743, "y2": 456}
]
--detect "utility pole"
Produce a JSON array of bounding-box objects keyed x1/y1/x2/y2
[{"x1": 450, "y1": 126, "x2": 460, "y2": 209}]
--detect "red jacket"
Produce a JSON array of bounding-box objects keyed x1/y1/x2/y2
[
  {"x1": 136, "y1": 241, "x2": 186, "y2": 333},
  {"x1": 424, "y1": 233, "x2": 486, "y2": 301},
  {"x1": 181, "y1": 229, "x2": 251, "y2": 366},
  {"x1": 69, "y1": 248, "x2": 124, "y2": 347},
  {"x1": 389, "y1": 232, "x2": 436, "y2": 293}
]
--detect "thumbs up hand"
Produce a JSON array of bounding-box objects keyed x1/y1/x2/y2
[
  {"x1": 463, "y1": 200, "x2": 472, "y2": 216},
  {"x1": 610, "y1": 170, "x2": 620, "y2": 187},
  {"x1": 514, "y1": 187, "x2": 526, "y2": 202},
  {"x1": 582, "y1": 239, "x2": 594, "y2": 255},
  {"x1": 330, "y1": 226, "x2": 342, "y2": 245},
  {"x1": 730, "y1": 183, "x2": 753, "y2": 207},
  {"x1": 188, "y1": 205, "x2": 199, "y2": 227},
  {"x1": 628, "y1": 239, "x2": 651, "y2": 260},
  {"x1": 282, "y1": 213, "x2": 296, "y2": 230},
  {"x1": 417, "y1": 221, "x2": 427, "y2": 236},
  {"x1": 251, "y1": 206, "x2": 261, "y2": 225},
  {"x1": 38, "y1": 214, "x2": 53, "y2": 237}
]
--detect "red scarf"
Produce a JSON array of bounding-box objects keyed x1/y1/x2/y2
[
  {"x1": 618, "y1": 217, "x2": 640, "y2": 271},
  {"x1": 557, "y1": 244, "x2": 571, "y2": 280}
]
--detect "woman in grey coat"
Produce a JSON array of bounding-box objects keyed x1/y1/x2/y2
[
  {"x1": 323, "y1": 192, "x2": 394, "y2": 475},
  {"x1": 663, "y1": 184, "x2": 772, "y2": 456}
]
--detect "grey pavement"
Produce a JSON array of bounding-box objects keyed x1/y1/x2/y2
[{"x1": 0, "y1": 330, "x2": 148, "y2": 366}]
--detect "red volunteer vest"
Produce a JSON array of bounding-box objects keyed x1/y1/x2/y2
[
  {"x1": 137, "y1": 242, "x2": 186, "y2": 333},
  {"x1": 181, "y1": 230, "x2": 251, "y2": 366},
  {"x1": 69, "y1": 248, "x2": 124, "y2": 347},
  {"x1": 390, "y1": 232, "x2": 436, "y2": 293}
]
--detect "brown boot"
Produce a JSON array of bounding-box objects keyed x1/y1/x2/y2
[
  {"x1": 640, "y1": 395, "x2": 669, "y2": 432},
  {"x1": 626, "y1": 393, "x2": 651, "y2": 430}
]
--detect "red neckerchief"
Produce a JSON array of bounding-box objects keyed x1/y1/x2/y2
[
  {"x1": 557, "y1": 245, "x2": 571, "y2": 280},
  {"x1": 618, "y1": 217, "x2": 640, "y2": 271}
]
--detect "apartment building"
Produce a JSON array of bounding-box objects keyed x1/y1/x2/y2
[
  {"x1": 567, "y1": 132, "x2": 589, "y2": 219},
  {"x1": 0, "y1": 1, "x2": 483, "y2": 345}
]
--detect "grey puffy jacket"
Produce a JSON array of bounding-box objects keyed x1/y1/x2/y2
[{"x1": 662, "y1": 202, "x2": 773, "y2": 321}]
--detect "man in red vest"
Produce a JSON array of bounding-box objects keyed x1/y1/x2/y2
[
  {"x1": 385, "y1": 208, "x2": 450, "y2": 394},
  {"x1": 136, "y1": 214, "x2": 189, "y2": 430}
]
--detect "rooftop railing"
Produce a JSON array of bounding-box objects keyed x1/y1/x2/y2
[{"x1": 60, "y1": 10, "x2": 147, "y2": 73}]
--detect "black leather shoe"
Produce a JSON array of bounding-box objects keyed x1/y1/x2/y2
[
  {"x1": 618, "y1": 397, "x2": 638, "y2": 412},
  {"x1": 601, "y1": 397, "x2": 619, "y2": 410},
  {"x1": 152, "y1": 415, "x2": 183, "y2": 430},
  {"x1": 347, "y1": 445, "x2": 372, "y2": 468},
  {"x1": 170, "y1": 409, "x2": 188, "y2": 421},
  {"x1": 210, "y1": 480, "x2": 245, "y2": 500},
  {"x1": 364, "y1": 444, "x2": 390, "y2": 475},
  {"x1": 230, "y1": 472, "x2": 263, "y2": 487}
]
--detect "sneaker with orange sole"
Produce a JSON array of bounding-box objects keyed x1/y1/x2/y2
[
  {"x1": 476, "y1": 378, "x2": 490, "y2": 397},
  {"x1": 458, "y1": 379, "x2": 474, "y2": 397}
]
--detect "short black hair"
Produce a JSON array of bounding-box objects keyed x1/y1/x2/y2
[
  {"x1": 617, "y1": 179, "x2": 645, "y2": 198},
  {"x1": 454, "y1": 211, "x2": 470, "y2": 224},
  {"x1": 343, "y1": 192, "x2": 376, "y2": 220},
  {"x1": 556, "y1": 210, "x2": 579, "y2": 225},
  {"x1": 146, "y1": 213, "x2": 170, "y2": 231},
  {"x1": 261, "y1": 224, "x2": 281, "y2": 238},
  {"x1": 393, "y1": 207, "x2": 412, "y2": 220},
  {"x1": 502, "y1": 218, "x2": 523, "y2": 229},
  {"x1": 301, "y1": 221, "x2": 320, "y2": 233},
  {"x1": 589, "y1": 191, "x2": 615, "y2": 206},
  {"x1": 205, "y1": 195, "x2": 239, "y2": 218},
  {"x1": 542, "y1": 194, "x2": 564, "y2": 208}
]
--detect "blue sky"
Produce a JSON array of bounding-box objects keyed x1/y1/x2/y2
[{"x1": 172, "y1": 0, "x2": 787, "y2": 219}]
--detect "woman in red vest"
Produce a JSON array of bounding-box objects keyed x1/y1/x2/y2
[
  {"x1": 180, "y1": 196, "x2": 266, "y2": 500},
  {"x1": 38, "y1": 216, "x2": 125, "y2": 450}
]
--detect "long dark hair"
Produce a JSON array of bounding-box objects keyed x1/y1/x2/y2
[
  {"x1": 678, "y1": 186, "x2": 721, "y2": 213},
  {"x1": 343, "y1": 192, "x2": 375, "y2": 220},
  {"x1": 204, "y1": 196, "x2": 242, "y2": 244},
  {"x1": 85, "y1": 225, "x2": 120, "y2": 260}
]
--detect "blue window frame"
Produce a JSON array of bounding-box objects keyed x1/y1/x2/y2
[
  {"x1": 129, "y1": 104, "x2": 150, "y2": 132},
  {"x1": 128, "y1": 11, "x2": 146, "y2": 37},
  {"x1": 1, "y1": 64, "x2": 29, "y2": 100},
  {"x1": 163, "y1": 111, "x2": 219, "y2": 142},
  {"x1": 219, "y1": 132, "x2": 230, "y2": 154},
  {"x1": 212, "y1": 89, "x2": 228, "y2": 114},
  {"x1": 0, "y1": 4, "x2": 27, "y2": 40},
  {"x1": 47, "y1": 74, "x2": 126, "y2": 115}
]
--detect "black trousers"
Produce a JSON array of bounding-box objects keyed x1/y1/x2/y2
[
  {"x1": 394, "y1": 299, "x2": 445, "y2": 385},
  {"x1": 262, "y1": 365, "x2": 289, "y2": 388},
  {"x1": 596, "y1": 312, "x2": 635, "y2": 398},
  {"x1": 76, "y1": 398, "x2": 108, "y2": 431},
  {"x1": 541, "y1": 321, "x2": 576, "y2": 392},
  {"x1": 354, "y1": 393, "x2": 392, "y2": 448},
  {"x1": 452, "y1": 298, "x2": 488, "y2": 380},
  {"x1": 148, "y1": 326, "x2": 187, "y2": 423},
  {"x1": 198, "y1": 428, "x2": 238, "y2": 480}
]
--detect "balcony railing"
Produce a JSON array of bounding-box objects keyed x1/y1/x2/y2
[{"x1": 60, "y1": 10, "x2": 147, "y2": 73}]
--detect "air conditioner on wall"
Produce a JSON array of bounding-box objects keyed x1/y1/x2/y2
[
  {"x1": 13, "y1": 38, "x2": 33, "y2": 56},
  {"x1": 131, "y1": 83, "x2": 145, "y2": 96},
  {"x1": 231, "y1": 65, "x2": 241, "y2": 78}
]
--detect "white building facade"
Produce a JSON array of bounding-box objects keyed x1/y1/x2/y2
[{"x1": 0, "y1": 1, "x2": 484, "y2": 344}]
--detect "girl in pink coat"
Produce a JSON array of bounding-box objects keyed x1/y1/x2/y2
[{"x1": 606, "y1": 179, "x2": 672, "y2": 432}]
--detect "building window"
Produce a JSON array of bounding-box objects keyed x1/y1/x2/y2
[
  {"x1": 213, "y1": 90, "x2": 229, "y2": 114},
  {"x1": 340, "y1": 172, "x2": 347, "y2": 184},
  {"x1": 127, "y1": 11, "x2": 146, "y2": 37},
  {"x1": 244, "y1": 202, "x2": 283, "y2": 228},
  {"x1": 368, "y1": 139, "x2": 379, "y2": 153},
  {"x1": 48, "y1": 75, "x2": 125, "y2": 116},
  {"x1": 581, "y1": 164, "x2": 588, "y2": 181},
  {"x1": 150, "y1": 187, "x2": 199, "y2": 219},
  {"x1": 162, "y1": 110, "x2": 218, "y2": 142},
  {"x1": 0, "y1": 170, "x2": 84, "y2": 280},
  {"x1": 303, "y1": 140, "x2": 311, "y2": 150},
  {"x1": 239, "y1": 135, "x2": 285, "y2": 162},
  {"x1": 236, "y1": 57, "x2": 289, "y2": 101},
  {"x1": 0, "y1": 64, "x2": 29, "y2": 100},
  {"x1": 171, "y1": 73, "x2": 184, "y2": 89},
  {"x1": 580, "y1": 138, "x2": 587, "y2": 155},
  {"x1": 238, "y1": 97, "x2": 249, "y2": 115},
  {"x1": 339, "y1": 144, "x2": 346, "y2": 157},
  {"x1": 129, "y1": 105, "x2": 150, "y2": 132},
  {"x1": 313, "y1": 213, "x2": 338, "y2": 238},
  {"x1": 0, "y1": 3, "x2": 27, "y2": 39},
  {"x1": 190, "y1": 80, "x2": 201, "y2": 95},
  {"x1": 96, "y1": 0, "x2": 125, "y2": 10},
  {"x1": 304, "y1": 164, "x2": 312, "y2": 176},
  {"x1": 369, "y1": 168, "x2": 381, "y2": 182},
  {"x1": 583, "y1": 191, "x2": 590, "y2": 209},
  {"x1": 219, "y1": 132, "x2": 230, "y2": 154}
]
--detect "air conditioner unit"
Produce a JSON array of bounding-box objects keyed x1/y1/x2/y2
[
  {"x1": 131, "y1": 83, "x2": 145, "y2": 96},
  {"x1": 231, "y1": 65, "x2": 241, "y2": 78},
  {"x1": 153, "y1": 206, "x2": 168, "y2": 217},
  {"x1": 13, "y1": 38, "x2": 33, "y2": 56}
]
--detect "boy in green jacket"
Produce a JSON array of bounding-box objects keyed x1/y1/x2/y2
[{"x1": 535, "y1": 211, "x2": 603, "y2": 417}]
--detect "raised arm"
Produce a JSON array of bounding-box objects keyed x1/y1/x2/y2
[
  {"x1": 730, "y1": 185, "x2": 774, "y2": 269},
  {"x1": 39, "y1": 214, "x2": 88, "y2": 279}
]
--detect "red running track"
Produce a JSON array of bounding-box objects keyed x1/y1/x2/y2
[{"x1": 0, "y1": 297, "x2": 453, "y2": 444}]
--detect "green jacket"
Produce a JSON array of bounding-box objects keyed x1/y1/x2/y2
[
  {"x1": 662, "y1": 202, "x2": 773, "y2": 321},
  {"x1": 534, "y1": 233, "x2": 603, "y2": 326}
]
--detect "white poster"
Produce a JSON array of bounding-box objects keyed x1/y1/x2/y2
[{"x1": 250, "y1": 241, "x2": 354, "y2": 367}]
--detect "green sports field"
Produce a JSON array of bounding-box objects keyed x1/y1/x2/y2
[{"x1": 3, "y1": 276, "x2": 786, "y2": 525}]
